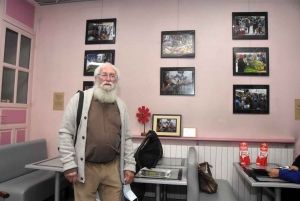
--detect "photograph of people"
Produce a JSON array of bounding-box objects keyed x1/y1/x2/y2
[
  {"x1": 234, "y1": 15, "x2": 266, "y2": 36},
  {"x1": 161, "y1": 69, "x2": 194, "y2": 95},
  {"x1": 235, "y1": 88, "x2": 267, "y2": 110},
  {"x1": 156, "y1": 118, "x2": 177, "y2": 132},
  {"x1": 87, "y1": 22, "x2": 115, "y2": 42},
  {"x1": 235, "y1": 52, "x2": 267, "y2": 74}
]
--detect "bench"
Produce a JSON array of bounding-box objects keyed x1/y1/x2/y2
[
  {"x1": 0, "y1": 139, "x2": 70, "y2": 201},
  {"x1": 187, "y1": 147, "x2": 238, "y2": 201}
]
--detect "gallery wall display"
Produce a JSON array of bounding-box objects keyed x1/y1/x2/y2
[
  {"x1": 152, "y1": 114, "x2": 182, "y2": 137},
  {"x1": 233, "y1": 47, "x2": 269, "y2": 76},
  {"x1": 83, "y1": 50, "x2": 115, "y2": 76},
  {"x1": 232, "y1": 12, "x2": 268, "y2": 40},
  {"x1": 83, "y1": 81, "x2": 94, "y2": 91},
  {"x1": 160, "y1": 67, "x2": 195, "y2": 96},
  {"x1": 161, "y1": 30, "x2": 195, "y2": 58},
  {"x1": 233, "y1": 85, "x2": 269, "y2": 114},
  {"x1": 85, "y1": 18, "x2": 116, "y2": 44}
]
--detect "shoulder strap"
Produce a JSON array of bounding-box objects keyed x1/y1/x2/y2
[{"x1": 74, "y1": 90, "x2": 84, "y2": 146}]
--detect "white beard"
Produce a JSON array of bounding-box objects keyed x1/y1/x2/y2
[{"x1": 93, "y1": 81, "x2": 117, "y2": 103}]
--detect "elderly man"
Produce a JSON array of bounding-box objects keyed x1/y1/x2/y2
[{"x1": 59, "y1": 62, "x2": 136, "y2": 201}]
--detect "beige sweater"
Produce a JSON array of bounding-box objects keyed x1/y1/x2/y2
[{"x1": 59, "y1": 88, "x2": 136, "y2": 183}]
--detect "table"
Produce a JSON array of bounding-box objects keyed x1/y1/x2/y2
[
  {"x1": 233, "y1": 162, "x2": 300, "y2": 201},
  {"x1": 25, "y1": 157, "x2": 62, "y2": 201},
  {"x1": 134, "y1": 157, "x2": 187, "y2": 201}
]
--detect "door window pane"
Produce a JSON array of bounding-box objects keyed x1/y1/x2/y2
[
  {"x1": 19, "y1": 35, "x2": 31, "y2": 69},
  {"x1": 17, "y1": 71, "x2": 28, "y2": 104},
  {"x1": 4, "y1": 29, "x2": 18, "y2": 65},
  {"x1": 1, "y1": 67, "x2": 15, "y2": 103}
]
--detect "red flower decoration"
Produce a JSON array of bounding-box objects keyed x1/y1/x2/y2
[{"x1": 136, "y1": 106, "x2": 151, "y2": 124}]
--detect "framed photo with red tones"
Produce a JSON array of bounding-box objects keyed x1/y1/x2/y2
[
  {"x1": 233, "y1": 47, "x2": 269, "y2": 76},
  {"x1": 152, "y1": 114, "x2": 181, "y2": 137}
]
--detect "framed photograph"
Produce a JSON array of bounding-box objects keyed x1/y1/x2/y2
[
  {"x1": 83, "y1": 81, "x2": 94, "y2": 91},
  {"x1": 232, "y1": 12, "x2": 268, "y2": 40},
  {"x1": 233, "y1": 47, "x2": 269, "y2": 76},
  {"x1": 233, "y1": 85, "x2": 269, "y2": 114},
  {"x1": 84, "y1": 50, "x2": 115, "y2": 76},
  {"x1": 183, "y1": 128, "x2": 196, "y2": 138},
  {"x1": 160, "y1": 67, "x2": 195, "y2": 96},
  {"x1": 85, "y1": 18, "x2": 116, "y2": 44},
  {"x1": 161, "y1": 30, "x2": 195, "y2": 58},
  {"x1": 152, "y1": 114, "x2": 181, "y2": 137}
]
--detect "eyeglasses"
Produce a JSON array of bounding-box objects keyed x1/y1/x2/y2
[{"x1": 98, "y1": 73, "x2": 117, "y2": 80}]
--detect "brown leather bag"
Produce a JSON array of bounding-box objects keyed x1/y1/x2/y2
[{"x1": 198, "y1": 162, "x2": 218, "y2": 194}]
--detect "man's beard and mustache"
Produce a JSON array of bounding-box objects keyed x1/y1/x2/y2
[{"x1": 93, "y1": 81, "x2": 117, "y2": 103}]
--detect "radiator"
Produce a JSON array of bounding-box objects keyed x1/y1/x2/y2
[{"x1": 132, "y1": 142, "x2": 294, "y2": 201}]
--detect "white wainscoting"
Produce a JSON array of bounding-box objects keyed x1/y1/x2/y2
[{"x1": 132, "y1": 141, "x2": 294, "y2": 201}]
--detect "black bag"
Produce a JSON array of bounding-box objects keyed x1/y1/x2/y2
[
  {"x1": 134, "y1": 130, "x2": 163, "y2": 173},
  {"x1": 198, "y1": 162, "x2": 218, "y2": 194}
]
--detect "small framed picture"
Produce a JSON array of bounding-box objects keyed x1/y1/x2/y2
[
  {"x1": 85, "y1": 18, "x2": 116, "y2": 44},
  {"x1": 233, "y1": 85, "x2": 269, "y2": 114},
  {"x1": 183, "y1": 128, "x2": 196, "y2": 138},
  {"x1": 83, "y1": 81, "x2": 94, "y2": 91},
  {"x1": 160, "y1": 67, "x2": 195, "y2": 96},
  {"x1": 161, "y1": 30, "x2": 195, "y2": 58},
  {"x1": 152, "y1": 114, "x2": 182, "y2": 137},
  {"x1": 233, "y1": 47, "x2": 269, "y2": 76},
  {"x1": 84, "y1": 50, "x2": 115, "y2": 76},
  {"x1": 232, "y1": 12, "x2": 268, "y2": 40}
]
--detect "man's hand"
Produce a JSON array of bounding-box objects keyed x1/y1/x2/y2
[
  {"x1": 124, "y1": 170, "x2": 135, "y2": 184},
  {"x1": 65, "y1": 172, "x2": 78, "y2": 183},
  {"x1": 289, "y1": 165, "x2": 299, "y2": 172},
  {"x1": 266, "y1": 169, "x2": 279, "y2": 177}
]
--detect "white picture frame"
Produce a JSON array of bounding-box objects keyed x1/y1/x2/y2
[{"x1": 183, "y1": 127, "x2": 196, "y2": 138}]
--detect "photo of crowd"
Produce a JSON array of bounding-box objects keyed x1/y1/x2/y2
[
  {"x1": 235, "y1": 51, "x2": 267, "y2": 74},
  {"x1": 85, "y1": 52, "x2": 114, "y2": 73},
  {"x1": 161, "y1": 31, "x2": 195, "y2": 57},
  {"x1": 233, "y1": 15, "x2": 266, "y2": 36},
  {"x1": 156, "y1": 118, "x2": 177, "y2": 132},
  {"x1": 86, "y1": 21, "x2": 115, "y2": 43},
  {"x1": 161, "y1": 68, "x2": 195, "y2": 95},
  {"x1": 235, "y1": 88, "x2": 268, "y2": 110}
]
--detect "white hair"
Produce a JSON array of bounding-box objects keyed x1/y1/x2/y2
[{"x1": 94, "y1": 62, "x2": 120, "y2": 80}]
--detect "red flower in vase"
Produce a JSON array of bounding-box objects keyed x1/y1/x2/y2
[{"x1": 136, "y1": 106, "x2": 151, "y2": 124}]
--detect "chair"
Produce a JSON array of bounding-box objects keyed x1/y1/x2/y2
[{"x1": 0, "y1": 191, "x2": 9, "y2": 201}]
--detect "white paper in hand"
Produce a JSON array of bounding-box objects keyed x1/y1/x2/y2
[{"x1": 123, "y1": 184, "x2": 137, "y2": 201}]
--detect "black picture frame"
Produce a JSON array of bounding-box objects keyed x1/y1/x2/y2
[
  {"x1": 161, "y1": 30, "x2": 195, "y2": 58},
  {"x1": 85, "y1": 18, "x2": 116, "y2": 44},
  {"x1": 233, "y1": 85, "x2": 269, "y2": 114},
  {"x1": 160, "y1": 67, "x2": 195, "y2": 96},
  {"x1": 152, "y1": 114, "x2": 182, "y2": 137},
  {"x1": 84, "y1": 50, "x2": 115, "y2": 76},
  {"x1": 83, "y1": 81, "x2": 94, "y2": 91},
  {"x1": 233, "y1": 47, "x2": 269, "y2": 76},
  {"x1": 232, "y1": 12, "x2": 268, "y2": 40}
]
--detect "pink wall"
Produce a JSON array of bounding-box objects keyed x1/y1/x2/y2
[
  {"x1": 6, "y1": 0, "x2": 35, "y2": 29},
  {"x1": 31, "y1": 0, "x2": 300, "y2": 158},
  {"x1": 1, "y1": 109, "x2": 27, "y2": 124},
  {"x1": 0, "y1": 131, "x2": 11, "y2": 145}
]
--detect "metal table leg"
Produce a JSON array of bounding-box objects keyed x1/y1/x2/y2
[
  {"x1": 163, "y1": 185, "x2": 167, "y2": 201},
  {"x1": 257, "y1": 187, "x2": 262, "y2": 201},
  {"x1": 155, "y1": 184, "x2": 161, "y2": 201},
  {"x1": 274, "y1": 188, "x2": 281, "y2": 201},
  {"x1": 55, "y1": 171, "x2": 61, "y2": 201}
]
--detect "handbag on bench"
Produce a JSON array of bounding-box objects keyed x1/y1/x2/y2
[{"x1": 198, "y1": 162, "x2": 218, "y2": 194}]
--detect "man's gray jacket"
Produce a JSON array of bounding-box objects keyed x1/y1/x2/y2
[{"x1": 59, "y1": 88, "x2": 136, "y2": 183}]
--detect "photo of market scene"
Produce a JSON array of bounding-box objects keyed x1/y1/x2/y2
[
  {"x1": 86, "y1": 22, "x2": 115, "y2": 41},
  {"x1": 156, "y1": 118, "x2": 177, "y2": 132},
  {"x1": 161, "y1": 70, "x2": 194, "y2": 95},
  {"x1": 162, "y1": 34, "x2": 194, "y2": 56},
  {"x1": 85, "y1": 53, "x2": 113, "y2": 73},
  {"x1": 235, "y1": 88, "x2": 267, "y2": 110},
  {"x1": 235, "y1": 52, "x2": 267, "y2": 73},
  {"x1": 233, "y1": 15, "x2": 266, "y2": 36}
]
